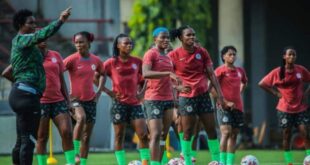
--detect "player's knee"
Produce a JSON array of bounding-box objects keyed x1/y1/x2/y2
[
  {"x1": 183, "y1": 129, "x2": 194, "y2": 140},
  {"x1": 138, "y1": 131, "x2": 149, "y2": 143},
  {"x1": 150, "y1": 131, "x2": 161, "y2": 142},
  {"x1": 114, "y1": 133, "x2": 124, "y2": 145},
  {"x1": 75, "y1": 114, "x2": 86, "y2": 125},
  {"x1": 230, "y1": 132, "x2": 238, "y2": 141},
  {"x1": 37, "y1": 136, "x2": 48, "y2": 146},
  {"x1": 60, "y1": 128, "x2": 73, "y2": 141},
  {"x1": 21, "y1": 135, "x2": 35, "y2": 150}
]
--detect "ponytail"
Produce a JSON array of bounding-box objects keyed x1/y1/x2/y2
[
  {"x1": 279, "y1": 58, "x2": 286, "y2": 80},
  {"x1": 170, "y1": 25, "x2": 191, "y2": 42}
]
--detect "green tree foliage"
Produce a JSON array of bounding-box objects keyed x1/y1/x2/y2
[{"x1": 128, "y1": 0, "x2": 212, "y2": 57}]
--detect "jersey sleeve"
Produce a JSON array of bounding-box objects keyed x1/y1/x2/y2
[
  {"x1": 143, "y1": 50, "x2": 155, "y2": 66},
  {"x1": 103, "y1": 59, "x2": 112, "y2": 76},
  {"x1": 261, "y1": 69, "x2": 278, "y2": 87},
  {"x1": 63, "y1": 55, "x2": 73, "y2": 71},
  {"x1": 137, "y1": 58, "x2": 145, "y2": 85},
  {"x1": 167, "y1": 51, "x2": 176, "y2": 70},
  {"x1": 201, "y1": 47, "x2": 213, "y2": 67},
  {"x1": 214, "y1": 67, "x2": 223, "y2": 80},
  {"x1": 240, "y1": 68, "x2": 248, "y2": 84},
  {"x1": 55, "y1": 52, "x2": 65, "y2": 72},
  {"x1": 95, "y1": 57, "x2": 104, "y2": 74},
  {"x1": 16, "y1": 20, "x2": 63, "y2": 49},
  {"x1": 301, "y1": 66, "x2": 310, "y2": 83}
]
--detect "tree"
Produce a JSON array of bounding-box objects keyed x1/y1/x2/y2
[{"x1": 128, "y1": 0, "x2": 213, "y2": 57}]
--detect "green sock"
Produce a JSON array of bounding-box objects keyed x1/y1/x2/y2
[
  {"x1": 64, "y1": 150, "x2": 75, "y2": 164},
  {"x1": 36, "y1": 154, "x2": 47, "y2": 165},
  {"x1": 179, "y1": 132, "x2": 184, "y2": 148},
  {"x1": 192, "y1": 150, "x2": 197, "y2": 158},
  {"x1": 73, "y1": 140, "x2": 81, "y2": 155},
  {"x1": 115, "y1": 150, "x2": 126, "y2": 165},
  {"x1": 181, "y1": 140, "x2": 192, "y2": 165},
  {"x1": 227, "y1": 152, "x2": 235, "y2": 165},
  {"x1": 220, "y1": 152, "x2": 227, "y2": 164},
  {"x1": 139, "y1": 148, "x2": 150, "y2": 162},
  {"x1": 151, "y1": 161, "x2": 161, "y2": 165},
  {"x1": 80, "y1": 158, "x2": 87, "y2": 165},
  {"x1": 161, "y1": 150, "x2": 168, "y2": 165},
  {"x1": 207, "y1": 139, "x2": 220, "y2": 161},
  {"x1": 306, "y1": 149, "x2": 310, "y2": 156},
  {"x1": 284, "y1": 151, "x2": 293, "y2": 164},
  {"x1": 190, "y1": 136, "x2": 194, "y2": 157}
]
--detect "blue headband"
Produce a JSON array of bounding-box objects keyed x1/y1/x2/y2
[{"x1": 152, "y1": 27, "x2": 168, "y2": 37}]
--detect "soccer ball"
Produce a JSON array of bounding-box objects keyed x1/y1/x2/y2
[
  {"x1": 241, "y1": 155, "x2": 259, "y2": 165},
  {"x1": 208, "y1": 161, "x2": 223, "y2": 165},
  {"x1": 168, "y1": 158, "x2": 184, "y2": 165},
  {"x1": 128, "y1": 160, "x2": 142, "y2": 165},
  {"x1": 304, "y1": 155, "x2": 310, "y2": 165}
]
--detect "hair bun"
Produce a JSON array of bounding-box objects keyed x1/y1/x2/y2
[{"x1": 89, "y1": 33, "x2": 94, "y2": 42}]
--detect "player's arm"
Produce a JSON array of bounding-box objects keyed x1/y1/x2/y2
[
  {"x1": 1, "y1": 65, "x2": 14, "y2": 82},
  {"x1": 258, "y1": 80, "x2": 281, "y2": 98},
  {"x1": 206, "y1": 66, "x2": 233, "y2": 109},
  {"x1": 17, "y1": 7, "x2": 71, "y2": 48},
  {"x1": 240, "y1": 82, "x2": 247, "y2": 94},
  {"x1": 59, "y1": 71, "x2": 70, "y2": 103},
  {"x1": 142, "y1": 64, "x2": 181, "y2": 84}
]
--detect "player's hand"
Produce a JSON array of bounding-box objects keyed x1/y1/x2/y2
[
  {"x1": 94, "y1": 90, "x2": 101, "y2": 103},
  {"x1": 176, "y1": 85, "x2": 191, "y2": 94},
  {"x1": 107, "y1": 91, "x2": 121, "y2": 100},
  {"x1": 217, "y1": 97, "x2": 229, "y2": 110},
  {"x1": 59, "y1": 7, "x2": 72, "y2": 22},
  {"x1": 169, "y1": 72, "x2": 182, "y2": 85},
  {"x1": 136, "y1": 92, "x2": 144, "y2": 102},
  {"x1": 224, "y1": 100, "x2": 235, "y2": 110}
]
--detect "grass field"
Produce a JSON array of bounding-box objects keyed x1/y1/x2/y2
[{"x1": 0, "y1": 150, "x2": 306, "y2": 165}]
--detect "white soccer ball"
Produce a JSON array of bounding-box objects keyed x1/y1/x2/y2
[
  {"x1": 128, "y1": 160, "x2": 142, "y2": 165},
  {"x1": 304, "y1": 155, "x2": 310, "y2": 165},
  {"x1": 208, "y1": 161, "x2": 223, "y2": 165},
  {"x1": 168, "y1": 158, "x2": 184, "y2": 165},
  {"x1": 241, "y1": 155, "x2": 259, "y2": 165}
]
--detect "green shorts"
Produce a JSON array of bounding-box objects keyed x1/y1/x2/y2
[{"x1": 144, "y1": 100, "x2": 174, "y2": 119}]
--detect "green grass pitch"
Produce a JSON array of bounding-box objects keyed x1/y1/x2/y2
[{"x1": 0, "y1": 150, "x2": 306, "y2": 165}]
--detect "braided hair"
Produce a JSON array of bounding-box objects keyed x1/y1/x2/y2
[{"x1": 112, "y1": 33, "x2": 129, "y2": 58}]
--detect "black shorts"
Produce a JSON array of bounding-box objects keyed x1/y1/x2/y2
[
  {"x1": 144, "y1": 100, "x2": 174, "y2": 119},
  {"x1": 179, "y1": 92, "x2": 214, "y2": 116},
  {"x1": 217, "y1": 109, "x2": 244, "y2": 128},
  {"x1": 71, "y1": 100, "x2": 97, "y2": 123},
  {"x1": 111, "y1": 100, "x2": 145, "y2": 124},
  {"x1": 277, "y1": 110, "x2": 310, "y2": 128},
  {"x1": 41, "y1": 100, "x2": 69, "y2": 119}
]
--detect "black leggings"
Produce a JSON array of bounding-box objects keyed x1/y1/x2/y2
[{"x1": 9, "y1": 84, "x2": 41, "y2": 165}]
